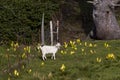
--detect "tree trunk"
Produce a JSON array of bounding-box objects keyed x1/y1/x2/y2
[{"x1": 90, "y1": 0, "x2": 120, "y2": 40}]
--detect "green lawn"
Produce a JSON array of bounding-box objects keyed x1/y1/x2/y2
[{"x1": 0, "y1": 40, "x2": 120, "y2": 80}]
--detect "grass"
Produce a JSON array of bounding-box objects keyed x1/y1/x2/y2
[{"x1": 0, "y1": 40, "x2": 120, "y2": 80}]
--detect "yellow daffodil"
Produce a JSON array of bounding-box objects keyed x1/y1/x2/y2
[
  {"x1": 89, "y1": 43, "x2": 93, "y2": 47},
  {"x1": 70, "y1": 40, "x2": 73, "y2": 45},
  {"x1": 74, "y1": 47, "x2": 77, "y2": 50},
  {"x1": 64, "y1": 42, "x2": 68, "y2": 48},
  {"x1": 94, "y1": 44, "x2": 97, "y2": 47},
  {"x1": 11, "y1": 41, "x2": 14, "y2": 47},
  {"x1": 28, "y1": 69, "x2": 32, "y2": 73},
  {"x1": 61, "y1": 50, "x2": 64, "y2": 54},
  {"x1": 70, "y1": 41, "x2": 75, "y2": 47},
  {"x1": 70, "y1": 51, "x2": 75, "y2": 55},
  {"x1": 97, "y1": 57, "x2": 102, "y2": 63},
  {"x1": 81, "y1": 48, "x2": 84, "y2": 52},
  {"x1": 10, "y1": 41, "x2": 19, "y2": 51},
  {"x1": 14, "y1": 70, "x2": 17, "y2": 75},
  {"x1": 22, "y1": 53, "x2": 26, "y2": 59},
  {"x1": 79, "y1": 43, "x2": 82, "y2": 45},
  {"x1": 106, "y1": 44, "x2": 109, "y2": 48},
  {"x1": 24, "y1": 46, "x2": 31, "y2": 53},
  {"x1": 76, "y1": 39, "x2": 81, "y2": 43},
  {"x1": 16, "y1": 72, "x2": 19, "y2": 76},
  {"x1": 60, "y1": 50, "x2": 67, "y2": 55},
  {"x1": 14, "y1": 42, "x2": 19, "y2": 48},
  {"x1": 14, "y1": 69, "x2": 19, "y2": 76},
  {"x1": 104, "y1": 42, "x2": 110, "y2": 48},
  {"x1": 60, "y1": 64, "x2": 65, "y2": 72},
  {"x1": 84, "y1": 42, "x2": 87, "y2": 46},
  {"x1": 106, "y1": 53, "x2": 115, "y2": 60},
  {"x1": 90, "y1": 50, "x2": 94, "y2": 54},
  {"x1": 90, "y1": 50, "x2": 96, "y2": 54},
  {"x1": 28, "y1": 46, "x2": 31, "y2": 53},
  {"x1": 24, "y1": 47, "x2": 27, "y2": 52},
  {"x1": 27, "y1": 46, "x2": 31, "y2": 53},
  {"x1": 41, "y1": 62, "x2": 45, "y2": 66}
]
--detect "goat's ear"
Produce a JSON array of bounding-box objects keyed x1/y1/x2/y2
[{"x1": 41, "y1": 44, "x2": 44, "y2": 47}]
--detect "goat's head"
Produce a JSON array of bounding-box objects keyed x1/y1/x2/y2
[{"x1": 55, "y1": 43, "x2": 61, "y2": 49}]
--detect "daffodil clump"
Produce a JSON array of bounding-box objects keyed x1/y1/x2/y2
[
  {"x1": 104, "y1": 42, "x2": 110, "y2": 48},
  {"x1": 96, "y1": 57, "x2": 102, "y2": 63},
  {"x1": 60, "y1": 64, "x2": 66, "y2": 72},
  {"x1": 24, "y1": 46, "x2": 31, "y2": 53},
  {"x1": 14, "y1": 69, "x2": 19, "y2": 77},
  {"x1": 106, "y1": 53, "x2": 115, "y2": 60},
  {"x1": 21, "y1": 53, "x2": 27, "y2": 59},
  {"x1": 69, "y1": 41, "x2": 77, "y2": 51},
  {"x1": 61, "y1": 39, "x2": 82, "y2": 55},
  {"x1": 84, "y1": 42, "x2": 97, "y2": 48},
  {"x1": 81, "y1": 48, "x2": 86, "y2": 55},
  {"x1": 70, "y1": 51, "x2": 75, "y2": 55},
  {"x1": 90, "y1": 49, "x2": 96, "y2": 54},
  {"x1": 61, "y1": 39, "x2": 98, "y2": 56},
  {"x1": 22, "y1": 46, "x2": 31, "y2": 59},
  {"x1": 60, "y1": 50, "x2": 67, "y2": 55},
  {"x1": 10, "y1": 41, "x2": 19, "y2": 51},
  {"x1": 64, "y1": 42, "x2": 68, "y2": 48}
]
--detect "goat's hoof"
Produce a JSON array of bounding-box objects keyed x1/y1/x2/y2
[{"x1": 42, "y1": 58, "x2": 46, "y2": 61}]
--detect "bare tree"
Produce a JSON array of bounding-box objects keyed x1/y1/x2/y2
[{"x1": 89, "y1": 0, "x2": 120, "y2": 40}]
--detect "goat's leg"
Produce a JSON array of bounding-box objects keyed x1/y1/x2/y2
[
  {"x1": 51, "y1": 55, "x2": 53, "y2": 59},
  {"x1": 42, "y1": 54, "x2": 46, "y2": 60},
  {"x1": 42, "y1": 55, "x2": 44, "y2": 60},
  {"x1": 53, "y1": 53, "x2": 56, "y2": 60},
  {"x1": 51, "y1": 54, "x2": 55, "y2": 59},
  {"x1": 45, "y1": 55, "x2": 47, "y2": 60}
]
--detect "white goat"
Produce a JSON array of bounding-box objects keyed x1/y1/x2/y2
[{"x1": 37, "y1": 43, "x2": 61, "y2": 60}]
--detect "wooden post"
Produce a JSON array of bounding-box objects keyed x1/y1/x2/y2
[
  {"x1": 41, "y1": 13, "x2": 45, "y2": 45},
  {"x1": 56, "y1": 20, "x2": 59, "y2": 42},
  {"x1": 50, "y1": 21, "x2": 53, "y2": 45}
]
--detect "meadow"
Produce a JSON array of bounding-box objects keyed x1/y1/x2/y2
[{"x1": 0, "y1": 39, "x2": 120, "y2": 80}]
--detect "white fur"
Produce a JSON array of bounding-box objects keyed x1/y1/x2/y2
[{"x1": 38, "y1": 43, "x2": 61, "y2": 60}]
